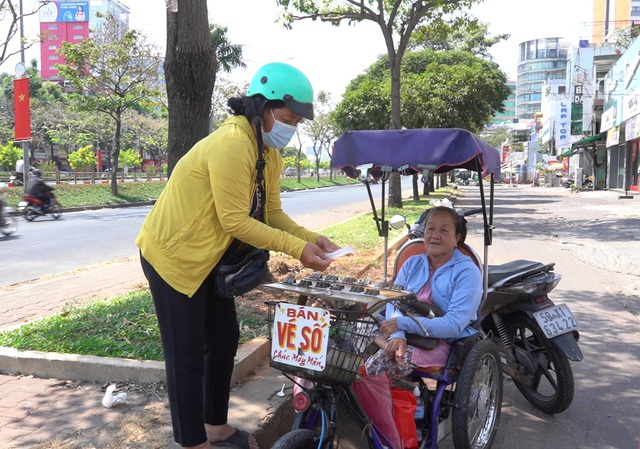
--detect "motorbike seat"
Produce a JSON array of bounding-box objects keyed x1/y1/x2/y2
[
  {"x1": 487, "y1": 259, "x2": 547, "y2": 286},
  {"x1": 22, "y1": 194, "x2": 44, "y2": 204}
]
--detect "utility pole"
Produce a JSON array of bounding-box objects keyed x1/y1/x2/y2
[{"x1": 19, "y1": 0, "x2": 25, "y2": 64}]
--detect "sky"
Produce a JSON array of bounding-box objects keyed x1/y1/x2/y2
[{"x1": 5, "y1": 0, "x2": 594, "y2": 100}]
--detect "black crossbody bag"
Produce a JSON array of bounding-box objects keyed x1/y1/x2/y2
[{"x1": 212, "y1": 122, "x2": 271, "y2": 298}]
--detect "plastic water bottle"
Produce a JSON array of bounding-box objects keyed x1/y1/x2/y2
[{"x1": 413, "y1": 385, "x2": 425, "y2": 443}]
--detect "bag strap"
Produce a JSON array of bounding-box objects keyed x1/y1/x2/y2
[
  {"x1": 254, "y1": 118, "x2": 266, "y2": 223},
  {"x1": 222, "y1": 118, "x2": 267, "y2": 258}
]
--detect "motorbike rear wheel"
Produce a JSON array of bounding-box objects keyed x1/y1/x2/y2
[
  {"x1": 1, "y1": 215, "x2": 17, "y2": 236},
  {"x1": 452, "y1": 339, "x2": 503, "y2": 449},
  {"x1": 50, "y1": 203, "x2": 62, "y2": 219},
  {"x1": 271, "y1": 429, "x2": 322, "y2": 449},
  {"x1": 507, "y1": 313, "x2": 574, "y2": 414},
  {"x1": 24, "y1": 208, "x2": 37, "y2": 222}
]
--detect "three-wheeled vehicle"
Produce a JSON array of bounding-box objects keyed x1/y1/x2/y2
[{"x1": 267, "y1": 128, "x2": 580, "y2": 449}]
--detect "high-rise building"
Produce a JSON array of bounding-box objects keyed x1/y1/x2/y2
[
  {"x1": 592, "y1": 0, "x2": 640, "y2": 43},
  {"x1": 492, "y1": 80, "x2": 516, "y2": 125},
  {"x1": 38, "y1": 0, "x2": 130, "y2": 82},
  {"x1": 88, "y1": 0, "x2": 130, "y2": 32},
  {"x1": 516, "y1": 38, "x2": 570, "y2": 120},
  {"x1": 38, "y1": 1, "x2": 90, "y2": 81}
]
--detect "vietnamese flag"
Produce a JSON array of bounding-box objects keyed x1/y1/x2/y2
[{"x1": 14, "y1": 77, "x2": 31, "y2": 140}]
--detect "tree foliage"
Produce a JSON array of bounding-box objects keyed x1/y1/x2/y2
[
  {"x1": 119, "y1": 148, "x2": 143, "y2": 169},
  {"x1": 0, "y1": 140, "x2": 20, "y2": 169},
  {"x1": 334, "y1": 49, "x2": 510, "y2": 133},
  {"x1": 302, "y1": 91, "x2": 336, "y2": 181},
  {"x1": 57, "y1": 13, "x2": 163, "y2": 193},
  {"x1": 67, "y1": 144, "x2": 96, "y2": 171},
  {"x1": 277, "y1": 0, "x2": 479, "y2": 207},
  {"x1": 408, "y1": 13, "x2": 508, "y2": 57}
]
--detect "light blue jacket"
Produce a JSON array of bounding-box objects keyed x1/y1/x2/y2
[{"x1": 390, "y1": 249, "x2": 483, "y2": 343}]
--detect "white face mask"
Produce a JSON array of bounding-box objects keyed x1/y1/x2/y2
[{"x1": 262, "y1": 110, "x2": 297, "y2": 149}]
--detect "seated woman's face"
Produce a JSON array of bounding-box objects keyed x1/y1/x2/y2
[{"x1": 423, "y1": 211, "x2": 460, "y2": 259}]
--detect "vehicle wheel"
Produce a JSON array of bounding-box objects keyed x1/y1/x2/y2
[
  {"x1": 452, "y1": 339, "x2": 503, "y2": 449},
  {"x1": 25, "y1": 208, "x2": 37, "y2": 222},
  {"x1": 507, "y1": 313, "x2": 574, "y2": 414},
  {"x1": 50, "y1": 203, "x2": 62, "y2": 219},
  {"x1": 271, "y1": 429, "x2": 322, "y2": 449},
  {"x1": 1, "y1": 216, "x2": 17, "y2": 236}
]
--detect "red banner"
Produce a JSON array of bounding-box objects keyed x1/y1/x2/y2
[{"x1": 14, "y1": 77, "x2": 31, "y2": 140}]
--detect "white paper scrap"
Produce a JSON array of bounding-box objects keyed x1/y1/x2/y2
[{"x1": 326, "y1": 246, "x2": 355, "y2": 259}]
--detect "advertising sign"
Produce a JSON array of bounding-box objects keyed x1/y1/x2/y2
[
  {"x1": 601, "y1": 102, "x2": 617, "y2": 133},
  {"x1": 270, "y1": 303, "x2": 330, "y2": 371},
  {"x1": 607, "y1": 126, "x2": 620, "y2": 147},
  {"x1": 39, "y1": 1, "x2": 89, "y2": 23},
  {"x1": 554, "y1": 101, "x2": 570, "y2": 146}
]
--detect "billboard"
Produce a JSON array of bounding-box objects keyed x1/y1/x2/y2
[{"x1": 39, "y1": 1, "x2": 89, "y2": 23}]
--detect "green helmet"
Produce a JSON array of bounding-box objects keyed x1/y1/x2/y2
[{"x1": 247, "y1": 62, "x2": 314, "y2": 120}]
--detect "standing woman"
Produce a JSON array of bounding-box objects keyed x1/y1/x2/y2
[{"x1": 136, "y1": 62, "x2": 340, "y2": 449}]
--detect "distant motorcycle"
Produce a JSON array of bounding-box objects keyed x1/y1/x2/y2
[
  {"x1": 17, "y1": 193, "x2": 62, "y2": 221},
  {"x1": 0, "y1": 196, "x2": 18, "y2": 236},
  {"x1": 9, "y1": 172, "x2": 24, "y2": 186}
]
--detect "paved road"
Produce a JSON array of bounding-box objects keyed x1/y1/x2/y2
[{"x1": 440, "y1": 185, "x2": 640, "y2": 449}]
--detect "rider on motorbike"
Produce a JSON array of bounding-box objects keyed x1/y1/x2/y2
[{"x1": 26, "y1": 169, "x2": 54, "y2": 211}]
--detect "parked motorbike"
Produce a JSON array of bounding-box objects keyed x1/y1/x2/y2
[
  {"x1": 583, "y1": 175, "x2": 594, "y2": 189},
  {"x1": 17, "y1": 193, "x2": 62, "y2": 221},
  {"x1": 9, "y1": 171, "x2": 24, "y2": 186},
  {"x1": 392, "y1": 208, "x2": 583, "y2": 415},
  {"x1": 0, "y1": 196, "x2": 18, "y2": 236}
]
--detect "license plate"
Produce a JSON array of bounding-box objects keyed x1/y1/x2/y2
[
  {"x1": 17, "y1": 201, "x2": 28, "y2": 210},
  {"x1": 534, "y1": 304, "x2": 579, "y2": 338}
]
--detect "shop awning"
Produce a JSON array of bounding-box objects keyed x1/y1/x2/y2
[
  {"x1": 570, "y1": 132, "x2": 605, "y2": 150},
  {"x1": 560, "y1": 148, "x2": 574, "y2": 157}
]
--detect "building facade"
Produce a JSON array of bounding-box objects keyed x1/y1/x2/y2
[
  {"x1": 492, "y1": 80, "x2": 517, "y2": 125},
  {"x1": 38, "y1": 1, "x2": 90, "y2": 81},
  {"x1": 601, "y1": 35, "x2": 640, "y2": 191},
  {"x1": 38, "y1": 0, "x2": 130, "y2": 82},
  {"x1": 592, "y1": 0, "x2": 640, "y2": 43},
  {"x1": 516, "y1": 38, "x2": 570, "y2": 120}
]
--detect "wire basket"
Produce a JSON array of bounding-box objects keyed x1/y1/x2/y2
[{"x1": 267, "y1": 302, "x2": 378, "y2": 385}]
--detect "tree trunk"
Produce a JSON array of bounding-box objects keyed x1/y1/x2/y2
[
  {"x1": 165, "y1": 0, "x2": 217, "y2": 176},
  {"x1": 110, "y1": 114, "x2": 121, "y2": 195},
  {"x1": 387, "y1": 54, "x2": 404, "y2": 208},
  {"x1": 412, "y1": 174, "x2": 419, "y2": 201}
]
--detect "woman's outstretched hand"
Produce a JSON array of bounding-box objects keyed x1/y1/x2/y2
[
  {"x1": 300, "y1": 242, "x2": 333, "y2": 271},
  {"x1": 316, "y1": 235, "x2": 340, "y2": 253}
]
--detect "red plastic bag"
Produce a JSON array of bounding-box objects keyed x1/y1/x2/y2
[
  {"x1": 391, "y1": 387, "x2": 418, "y2": 449},
  {"x1": 352, "y1": 373, "x2": 403, "y2": 449}
]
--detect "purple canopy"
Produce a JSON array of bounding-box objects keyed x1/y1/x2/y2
[{"x1": 331, "y1": 128, "x2": 501, "y2": 181}]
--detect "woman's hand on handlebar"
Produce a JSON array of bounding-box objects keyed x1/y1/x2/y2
[{"x1": 300, "y1": 242, "x2": 333, "y2": 271}]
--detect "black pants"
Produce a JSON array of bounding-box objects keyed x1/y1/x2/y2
[{"x1": 141, "y1": 254, "x2": 240, "y2": 447}]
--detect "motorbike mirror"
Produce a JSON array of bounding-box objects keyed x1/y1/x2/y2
[{"x1": 389, "y1": 214, "x2": 407, "y2": 230}]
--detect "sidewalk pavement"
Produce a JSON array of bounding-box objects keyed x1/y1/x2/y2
[{"x1": 0, "y1": 254, "x2": 296, "y2": 448}]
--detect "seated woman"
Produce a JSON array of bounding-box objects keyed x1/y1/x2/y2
[
  {"x1": 353, "y1": 206, "x2": 482, "y2": 447},
  {"x1": 366, "y1": 205, "x2": 483, "y2": 379}
]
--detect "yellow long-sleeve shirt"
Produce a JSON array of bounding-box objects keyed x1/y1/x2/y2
[{"x1": 136, "y1": 115, "x2": 319, "y2": 297}]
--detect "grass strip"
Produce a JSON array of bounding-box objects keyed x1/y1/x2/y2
[{"x1": 0, "y1": 187, "x2": 457, "y2": 360}]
